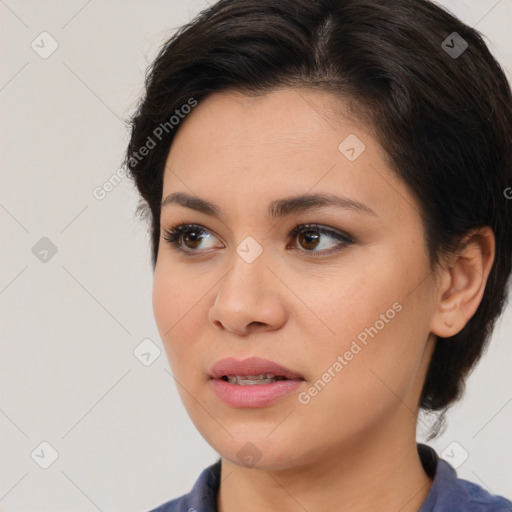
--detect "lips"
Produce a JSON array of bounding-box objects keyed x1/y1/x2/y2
[
  {"x1": 209, "y1": 357, "x2": 305, "y2": 408},
  {"x1": 209, "y1": 356, "x2": 304, "y2": 381}
]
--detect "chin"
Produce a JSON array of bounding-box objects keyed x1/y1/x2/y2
[{"x1": 208, "y1": 432, "x2": 303, "y2": 471}]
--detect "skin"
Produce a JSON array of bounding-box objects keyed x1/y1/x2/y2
[{"x1": 152, "y1": 88, "x2": 495, "y2": 512}]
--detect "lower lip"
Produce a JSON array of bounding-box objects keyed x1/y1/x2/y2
[{"x1": 210, "y1": 378, "x2": 304, "y2": 408}]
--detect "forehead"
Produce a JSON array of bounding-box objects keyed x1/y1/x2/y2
[
  {"x1": 170, "y1": 88, "x2": 365, "y2": 156},
  {"x1": 162, "y1": 88, "x2": 418, "y2": 224}
]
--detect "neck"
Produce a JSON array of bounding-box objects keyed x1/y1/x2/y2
[{"x1": 217, "y1": 414, "x2": 432, "y2": 512}]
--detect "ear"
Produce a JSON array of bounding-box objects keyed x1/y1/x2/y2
[{"x1": 430, "y1": 226, "x2": 495, "y2": 338}]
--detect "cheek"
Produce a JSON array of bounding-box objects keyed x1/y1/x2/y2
[
  {"x1": 152, "y1": 265, "x2": 190, "y2": 359},
  {"x1": 300, "y1": 264, "x2": 402, "y2": 352},
  {"x1": 303, "y1": 292, "x2": 430, "y2": 424},
  {"x1": 152, "y1": 265, "x2": 176, "y2": 341},
  {"x1": 298, "y1": 260, "x2": 429, "y2": 400},
  {"x1": 152, "y1": 261, "x2": 203, "y2": 333},
  {"x1": 152, "y1": 263, "x2": 212, "y2": 377}
]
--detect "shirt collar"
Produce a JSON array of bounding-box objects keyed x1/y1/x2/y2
[{"x1": 417, "y1": 442, "x2": 451, "y2": 512}]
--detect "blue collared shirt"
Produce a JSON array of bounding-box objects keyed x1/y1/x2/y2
[{"x1": 148, "y1": 443, "x2": 512, "y2": 511}]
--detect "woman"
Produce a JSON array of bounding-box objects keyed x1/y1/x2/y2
[{"x1": 125, "y1": 0, "x2": 512, "y2": 510}]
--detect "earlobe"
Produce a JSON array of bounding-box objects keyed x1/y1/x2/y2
[
  {"x1": 432, "y1": 294, "x2": 459, "y2": 337},
  {"x1": 430, "y1": 227, "x2": 495, "y2": 339}
]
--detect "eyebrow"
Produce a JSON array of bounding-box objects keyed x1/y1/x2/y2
[{"x1": 161, "y1": 191, "x2": 376, "y2": 219}]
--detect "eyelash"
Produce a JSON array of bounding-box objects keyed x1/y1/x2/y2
[{"x1": 161, "y1": 222, "x2": 354, "y2": 257}]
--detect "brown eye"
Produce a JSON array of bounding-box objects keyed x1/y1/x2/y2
[
  {"x1": 297, "y1": 229, "x2": 321, "y2": 250},
  {"x1": 162, "y1": 224, "x2": 220, "y2": 253},
  {"x1": 288, "y1": 224, "x2": 354, "y2": 255},
  {"x1": 181, "y1": 227, "x2": 206, "y2": 249}
]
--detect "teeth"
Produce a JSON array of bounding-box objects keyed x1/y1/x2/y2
[
  {"x1": 224, "y1": 374, "x2": 286, "y2": 385},
  {"x1": 228, "y1": 374, "x2": 276, "y2": 379}
]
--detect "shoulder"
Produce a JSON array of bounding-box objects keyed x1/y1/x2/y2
[
  {"x1": 448, "y1": 474, "x2": 512, "y2": 512},
  {"x1": 147, "y1": 493, "x2": 189, "y2": 512},
  {"x1": 418, "y1": 444, "x2": 511, "y2": 512},
  {"x1": 147, "y1": 459, "x2": 222, "y2": 512}
]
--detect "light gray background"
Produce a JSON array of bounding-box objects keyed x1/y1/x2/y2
[{"x1": 1, "y1": 1, "x2": 511, "y2": 511}]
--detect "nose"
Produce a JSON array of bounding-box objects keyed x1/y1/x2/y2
[{"x1": 208, "y1": 247, "x2": 287, "y2": 336}]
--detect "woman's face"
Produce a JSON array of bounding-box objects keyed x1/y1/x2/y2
[{"x1": 153, "y1": 88, "x2": 440, "y2": 470}]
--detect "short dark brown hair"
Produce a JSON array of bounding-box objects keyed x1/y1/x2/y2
[{"x1": 125, "y1": 0, "x2": 512, "y2": 434}]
